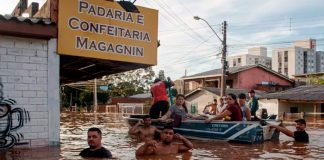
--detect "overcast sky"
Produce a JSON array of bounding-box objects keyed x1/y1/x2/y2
[{"x1": 2, "y1": 0, "x2": 324, "y2": 80}]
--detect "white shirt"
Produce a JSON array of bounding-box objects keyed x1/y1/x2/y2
[{"x1": 216, "y1": 104, "x2": 227, "y2": 114}]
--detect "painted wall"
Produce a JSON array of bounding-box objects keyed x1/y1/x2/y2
[
  {"x1": 278, "y1": 101, "x2": 317, "y2": 114},
  {"x1": 259, "y1": 99, "x2": 279, "y2": 116},
  {"x1": 185, "y1": 90, "x2": 217, "y2": 114},
  {"x1": 235, "y1": 67, "x2": 292, "y2": 90},
  {"x1": 259, "y1": 98, "x2": 321, "y2": 118},
  {"x1": 0, "y1": 35, "x2": 60, "y2": 149}
]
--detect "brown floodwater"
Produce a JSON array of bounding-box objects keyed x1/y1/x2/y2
[{"x1": 2, "y1": 112, "x2": 324, "y2": 160}]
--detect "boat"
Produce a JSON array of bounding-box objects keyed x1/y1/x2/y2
[{"x1": 125, "y1": 115, "x2": 279, "y2": 144}]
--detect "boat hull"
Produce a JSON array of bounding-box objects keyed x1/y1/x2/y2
[{"x1": 126, "y1": 116, "x2": 277, "y2": 144}]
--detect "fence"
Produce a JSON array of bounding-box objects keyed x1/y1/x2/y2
[
  {"x1": 281, "y1": 112, "x2": 324, "y2": 124},
  {"x1": 117, "y1": 103, "x2": 144, "y2": 115}
]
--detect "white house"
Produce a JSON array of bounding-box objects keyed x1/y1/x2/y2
[{"x1": 259, "y1": 85, "x2": 324, "y2": 120}]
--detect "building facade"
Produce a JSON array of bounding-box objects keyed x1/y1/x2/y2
[
  {"x1": 316, "y1": 51, "x2": 324, "y2": 72},
  {"x1": 0, "y1": 35, "x2": 60, "y2": 147},
  {"x1": 228, "y1": 47, "x2": 272, "y2": 68},
  {"x1": 259, "y1": 85, "x2": 324, "y2": 120},
  {"x1": 0, "y1": 0, "x2": 158, "y2": 149},
  {"x1": 180, "y1": 65, "x2": 293, "y2": 94},
  {"x1": 272, "y1": 39, "x2": 317, "y2": 78}
]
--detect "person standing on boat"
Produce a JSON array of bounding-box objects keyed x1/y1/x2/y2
[
  {"x1": 247, "y1": 90, "x2": 259, "y2": 120},
  {"x1": 205, "y1": 93, "x2": 242, "y2": 123},
  {"x1": 149, "y1": 77, "x2": 175, "y2": 119},
  {"x1": 135, "y1": 125, "x2": 193, "y2": 156},
  {"x1": 269, "y1": 119, "x2": 309, "y2": 142},
  {"x1": 216, "y1": 96, "x2": 227, "y2": 115},
  {"x1": 159, "y1": 94, "x2": 195, "y2": 122},
  {"x1": 238, "y1": 93, "x2": 251, "y2": 121},
  {"x1": 128, "y1": 115, "x2": 160, "y2": 142},
  {"x1": 79, "y1": 127, "x2": 112, "y2": 158}
]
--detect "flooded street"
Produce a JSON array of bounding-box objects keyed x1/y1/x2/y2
[{"x1": 2, "y1": 112, "x2": 324, "y2": 160}]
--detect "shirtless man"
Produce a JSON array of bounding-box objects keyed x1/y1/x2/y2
[
  {"x1": 203, "y1": 99, "x2": 217, "y2": 115},
  {"x1": 135, "y1": 125, "x2": 193, "y2": 156},
  {"x1": 128, "y1": 116, "x2": 160, "y2": 142}
]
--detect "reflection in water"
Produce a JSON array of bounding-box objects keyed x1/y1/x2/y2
[{"x1": 2, "y1": 112, "x2": 324, "y2": 160}]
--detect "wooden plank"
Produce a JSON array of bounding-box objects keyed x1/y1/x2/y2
[
  {"x1": 11, "y1": 0, "x2": 28, "y2": 16},
  {"x1": 279, "y1": 99, "x2": 324, "y2": 103},
  {"x1": 23, "y1": 2, "x2": 39, "y2": 17},
  {"x1": 50, "y1": 0, "x2": 58, "y2": 23},
  {"x1": 34, "y1": 0, "x2": 50, "y2": 18},
  {"x1": 0, "y1": 20, "x2": 57, "y2": 39}
]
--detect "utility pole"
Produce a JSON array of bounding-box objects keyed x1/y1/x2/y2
[
  {"x1": 94, "y1": 78, "x2": 97, "y2": 112},
  {"x1": 193, "y1": 16, "x2": 228, "y2": 97},
  {"x1": 221, "y1": 21, "x2": 227, "y2": 97}
]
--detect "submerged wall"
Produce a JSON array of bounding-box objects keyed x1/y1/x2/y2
[{"x1": 0, "y1": 35, "x2": 59, "y2": 148}]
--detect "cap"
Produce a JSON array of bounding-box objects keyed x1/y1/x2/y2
[
  {"x1": 248, "y1": 89, "x2": 255, "y2": 93},
  {"x1": 295, "y1": 119, "x2": 306, "y2": 125}
]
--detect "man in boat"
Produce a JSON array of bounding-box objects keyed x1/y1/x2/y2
[
  {"x1": 216, "y1": 96, "x2": 227, "y2": 115},
  {"x1": 269, "y1": 119, "x2": 309, "y2": 142},
  {"x1": 238, "y1": 93, "x2": 251, "y2": 121},
  {"x1": 247, "y1": 89, "x2": 259, "y2": 120},
  {"x1": 203, "y1": 99, "x2": 217, "y2": 115},
  {"x1": 128, "y1": 115, "x2": 160, "y2": 142},
  {"x1": 135, "y1": 125, "x2": 193, "y2": 156},
  {"x1": 149, "y1": 77, "x2": 175, "y2": 119},
  {"x1": 205, "y1": 93, "x2": 242, "y2": 123},
  {"x1": 79, "y1": 127, "x2": 112, "y2": 158}
]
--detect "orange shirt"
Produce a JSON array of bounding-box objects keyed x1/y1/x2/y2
[{"x1": 151, "y1": 81, "x2": 169, "y2": 104}]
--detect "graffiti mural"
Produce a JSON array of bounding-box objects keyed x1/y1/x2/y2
[{"x1": 0, "y1": 77, "x2": 30, "y2": 150}]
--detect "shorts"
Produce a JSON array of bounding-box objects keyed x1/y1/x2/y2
[{"x1": 149, "y1": 101, "x2": 169, "y2": 119}]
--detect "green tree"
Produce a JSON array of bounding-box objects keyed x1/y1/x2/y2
[
  {"x1": 103, "y1": 67, "x2": 155, "y2": 97},
  {"x1": 307, "y1": 75, "x2": 324, "y2": 85}
]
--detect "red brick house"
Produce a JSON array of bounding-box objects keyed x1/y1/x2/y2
[{"x1": 180, "y1": 64, "x2": 294, "y2": 94}]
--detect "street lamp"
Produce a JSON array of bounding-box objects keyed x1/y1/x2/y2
[{"x1": 194, "y1": 16, "x2": 227, "y2": 97}]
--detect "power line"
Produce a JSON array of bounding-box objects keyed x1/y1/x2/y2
[
  {"x1": 152, "y1": 0, "x2": 208, "y2": 42},
  {"x1": 162, "y1": 34, "x2": 218, "y2": 64}
]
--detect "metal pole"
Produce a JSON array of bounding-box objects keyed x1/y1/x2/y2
[
  {"x1": 221, "y1": 21, "x2": 227, "y2": 97},
  {"x1": 194, "y1": 16, "x2": 227, "y2": 97},
  {"x1": 94, "y1": 78, "x2": 98, "y2": 112}
]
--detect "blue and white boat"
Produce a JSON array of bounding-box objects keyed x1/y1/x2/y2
[{"x1": 126, "y1": 115, "x2": 279, "y2": 144}]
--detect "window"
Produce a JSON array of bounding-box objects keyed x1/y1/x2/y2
[
  {"x1": 284, "y1": 51, "x2": 288, "y2": 62},
  {"x1": 238, "y1": 58, "x2": 241, "y2": 63},
  {"x1": 290, "y1": 107, "x2": 298, "y2": 113},
  {"x1": 278, "y1": 53, "x2": 282, "y2": 63},
  {"x1": 304, "y1": 51, "x2": 308, "y2": 73},
  {"x1": 255, "y1": 58, "x2": 259, "y2": 64},
  {"x1": 284, "y1": 68, "x2": 288, "y2": 75},
  {"x1": 233, "y1": 60, "x2": 236, "y2": 66}
]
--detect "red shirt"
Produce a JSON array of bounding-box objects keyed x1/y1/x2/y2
[
  {"x1": 150, "y1": 81, "x2": 169, "y2": 104},
  {"x1": 226, "y1": 103, "x2": 243, "y2": 121}
]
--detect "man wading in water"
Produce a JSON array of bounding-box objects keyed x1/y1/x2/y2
[
  {"x1": 269, "y1": 119, "x2": 309, "y2": 142},
  {"x1": 128, "y1": 115, "x2": 160, "y2": 142},
  {"x1": 136, "y1": 125, "x2": 193, "y2": 156}
]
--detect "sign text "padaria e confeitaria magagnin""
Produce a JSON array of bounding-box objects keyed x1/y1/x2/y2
[{"x1": 68, "y1": 0, "x2": 152, "y2": 57}]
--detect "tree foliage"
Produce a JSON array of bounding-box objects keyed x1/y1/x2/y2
[
  {"x1": 60, "y1": 67, "x2": 155, "y2": 109},
  {"x1": 61, "y1": 86, "x2": 109, "y2": 108},
  {"x1": 103, "y1": 67, "x2": 155, "y2": 97},
  {"x1": 306, "y1": 75, "x2": 324, "y2": 85}
]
